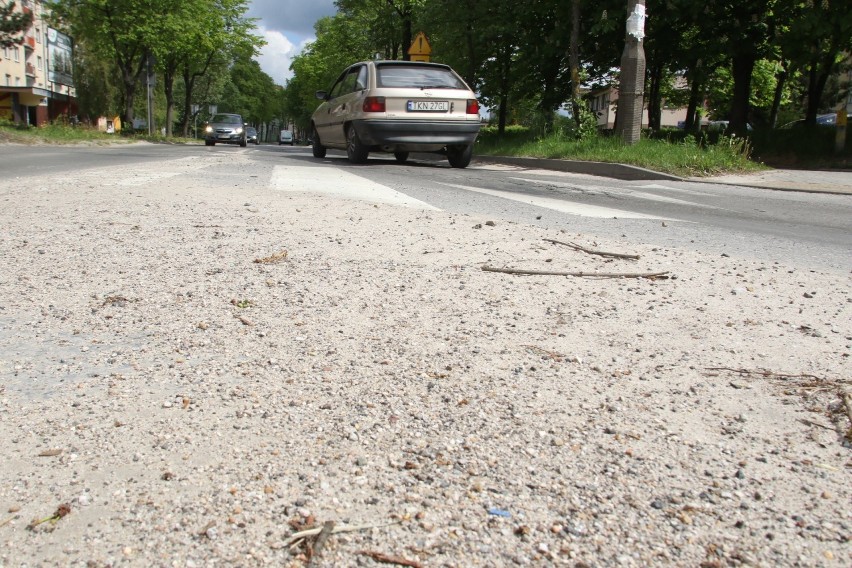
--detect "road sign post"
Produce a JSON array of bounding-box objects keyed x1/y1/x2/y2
[{"x1": 617, "y1": 0, "x2": 646, "y2": 146}]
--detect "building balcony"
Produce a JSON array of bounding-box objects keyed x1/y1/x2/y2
[
  {"x1": 24, "y1": 35, "x2": 36, "y2": 50},
  {"x1": 21, "y1": 0, "x2": 32, "y2": 14},
  {"x1": 25, "y1": 63, "x2": 36, "y2": 77}
]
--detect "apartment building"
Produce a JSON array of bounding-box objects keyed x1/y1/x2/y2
[{"x1": 0, "y1": 0, "x2": 76, "y2": 126}]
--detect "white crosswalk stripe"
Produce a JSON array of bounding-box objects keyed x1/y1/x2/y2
[
  {"x1": 270, "y1": 165, "x2": 439, "y2": 210},
  {"x1": 435, "y1": 182, "x2": 673, "y2": 220}
]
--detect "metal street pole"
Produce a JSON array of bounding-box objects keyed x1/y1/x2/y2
[{"x1": 617, "y1": 0, "x2": 646, "y2": 145}]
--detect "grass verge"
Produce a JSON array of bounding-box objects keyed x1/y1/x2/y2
[
  {"x1": 0, "y1": 121, "x2": 198, "y2": 146},
  {"x1": 475, "y1": 126, "x2": 765, "y2": 178}
]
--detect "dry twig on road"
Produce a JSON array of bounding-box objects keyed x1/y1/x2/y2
[
  {"x1": 704, "y1": 367, "x2": 826, "y2": 382},
  {"x1": 482, "y1": 265, "x2": 669, "y2": 279},
  {"x1": 358, "y1": 550, "x2": 424, "y2": 568},
  {"x1": 544, "y1": 238, "x2": 640, "y2": 260}
]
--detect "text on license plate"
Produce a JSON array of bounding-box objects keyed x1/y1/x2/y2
[{"x1": 407, "y1": 100, "x2": 449, "y2": 112}]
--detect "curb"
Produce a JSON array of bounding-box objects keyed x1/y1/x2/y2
[
  {"x1": 474, "y1": 155, "x2": 852, "y2": 195},
  {"x1": 474, "y1": 155, "x2": 684, "y2": 182}
]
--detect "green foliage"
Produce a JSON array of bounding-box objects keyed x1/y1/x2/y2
[
  {"x1": 283, "y1": 13, "x2": 377, "y2": 129},
  {"x1": 48, "y1": 0, "x2": 265, "y2": 134},
  {"x1": 476, "y1": 127, "x2": 763, "y2": 177},
  {"x1": 0, "y1": 119, "x2": 118, "y2": 143},
  {"x1": 0, "y1": 1, "x2": 33, "y2": 48}
]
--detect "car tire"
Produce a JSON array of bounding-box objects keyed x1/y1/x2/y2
[
  {"x1": 394, "y1": 151, "x2": 409, "y2": 163},
  {"x1": 312, "y1": 127, "x2": 327, "y2": 158},
  {"x1": 240, "y1": 138, "x2": 247, "y2": 148},
  {"x1": 447, "y1": 144, "x2": 473, "y2": 168},
  {"x1": 205, "y1": 140, "x2": 214, "y2": 146},
  {"x1": 346, "y1": 126, "x2": 369, "y2": 164}
]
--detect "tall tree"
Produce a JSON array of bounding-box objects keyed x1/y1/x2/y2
[
  {"x1": 0, "y1": 1, "x2": 33, "y2": 48},
  {"x1": 153, "y1": 0, "x2": 262, "y2": 136},
  {"x1": 283, "y1": 14, "x2": 375, "y2": 129},
  {"x1": 778, "y1": 0, "x2": 852, "y2": 125},
  {"x1": 49, "y1": 0, "x2": 175, "y2": 128}
]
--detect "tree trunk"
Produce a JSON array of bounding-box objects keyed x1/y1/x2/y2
[
  {"x1": 729, "y1": 54, "x2": 755, "y2": 135},
  {"x1": 768, "y1": 61, "x2": 787, "y2": 128},
  {"x1": 647, "y1": 60, "x2": 663, "y2": 131},
  {"x1": 684, "y1": 75, "x2": 702, "y2": 132},
  {"x1": 569, "y1": 0, "x2": 581, "y2": 131},
  {"x1": 163, "y1": 61, "x2": 178, "y2": 137},
  {"x1": 498, "y1": 93, "x2": 508, "y2": 134},
  {"x1": 804, "y1": 51, "x2": 836, "y2": 125},
  {"x1": 120, "y1": 57, "x2": 145, "y2": 131}
]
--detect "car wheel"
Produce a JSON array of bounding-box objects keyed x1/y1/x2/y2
[
  {"x1": 447, "y1": 144, "x2": 473, "y2": 168},
  {"x1": 240, "y1": 138, "x2": 247, "y2": 148},
  {"x1": 346, "y1": 126, "x2": 369, "y2": 164},
  {"x1": 394, "y1": 151, "x2": 409, "y2": 163},
  {"x1": 312, "y1": 127, "x2": 327, "y2": 158},
  {"x1": 205, "y1": 140, "x2": 214, "y2": 146}
]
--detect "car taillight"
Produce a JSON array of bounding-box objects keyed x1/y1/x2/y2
[
  {"x1": 363, "y1": 97, "x2": 386, "y2": 112},
  {"x1": 466, "y1": 99, "x2": 479, "y2": 115}
]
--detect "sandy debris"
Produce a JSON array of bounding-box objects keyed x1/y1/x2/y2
[{"x1": 0, "y1": 159, "x2": 849, "y2": 567}]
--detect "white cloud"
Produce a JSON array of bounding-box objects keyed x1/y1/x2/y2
[{"x1": 255, "y1": 27, "x2": 304, "y2": 85}]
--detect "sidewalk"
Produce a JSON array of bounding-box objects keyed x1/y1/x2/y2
[
  {"x1": 693, "y1": 169, "x2": 852, "y2": 195},
  {"x1": 474, "y1": 155, "x2": 852, "y2": 195}
]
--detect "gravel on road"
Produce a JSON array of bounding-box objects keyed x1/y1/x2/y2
[{"x1": 0, "y1": 155, "x2": 850, "y2": 567}]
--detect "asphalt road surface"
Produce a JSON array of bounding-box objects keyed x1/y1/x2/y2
[{"x1": 3, "y1": 142, "x2": 850, "y2": 272}]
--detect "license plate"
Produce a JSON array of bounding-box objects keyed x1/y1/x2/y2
[
  {"x1": 407, "y1": 100, "x2": 449, "y2": 112},
  {"x1": 218, "y1": 134, "x2": 230, "y2": 139}
]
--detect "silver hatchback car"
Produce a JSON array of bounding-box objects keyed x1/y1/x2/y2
[{"x1": 311, "y1": 60, "x2": 481, "y2": 168}]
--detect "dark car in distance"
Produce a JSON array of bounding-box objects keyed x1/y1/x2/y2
[
  {"x1": 246, "y1": 126, "x2": 259, "y2": 145},
  {"x1": 204, "y1": 113, "x2": 247, "y2": 147}
]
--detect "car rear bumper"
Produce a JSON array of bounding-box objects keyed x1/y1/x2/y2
[{"x1": 353, "y1": 119, "x2": 480, "y2": 147}]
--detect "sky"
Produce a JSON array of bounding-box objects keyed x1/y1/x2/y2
[{"x1": 247, "y1": 0, "x2": 338, "y2": 85}]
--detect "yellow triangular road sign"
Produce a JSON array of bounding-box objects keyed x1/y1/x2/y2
[{"x1": 408, "y1": 32, "x2": 432, "y2": 62}]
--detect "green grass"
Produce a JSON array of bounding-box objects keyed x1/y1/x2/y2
[
  {"x1": 0, "y1": 120, "x2": 117, "y2": 144},
  {"x1": 475, "y1": 126, "x2": 765, "y2": 177},
  {"x1": 0, "y1": 120, "x2": 198, "y2": 145}
]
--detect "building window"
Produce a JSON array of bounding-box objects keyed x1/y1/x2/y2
[
  {"x1": 36, "y1": 27, "x2": 41, "y2": 43},
  {"x1": 14, "y1": 47, "x2": 20, "y2": 62},
  {"x1": 15, "y1": 76, "x2": 21, "y2": 86},
  {"x1": 37, "y1": 56, "x2": 43, "y2": 70},
  {"x1": 3, "y1": 46, "x2": 9, "y2": 59},
  {"x1": 5, "y1": 75, "x2": 10, "y2": 86}
]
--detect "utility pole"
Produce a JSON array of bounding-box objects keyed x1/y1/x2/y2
[{"x1": 617, "y1": 0, "x2": 646, "y2": 145}]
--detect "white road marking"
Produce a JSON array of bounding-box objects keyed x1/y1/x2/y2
[
  {"x1": 271, "y1": 165, "x2": 439, "y2": 210},
  {"x1": 634, "y1": 183, "x2": 719, "y2": 197},
  {"x1": 509, "y1": 177, "x2": 722, "y2": 209},
  {"x1": 436, "y1": 182, "x2": 673, "y2": 220}
]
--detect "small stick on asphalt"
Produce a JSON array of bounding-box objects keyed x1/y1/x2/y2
[
  {"x1": 307, "y1": 521, "x2": 335, "y2": 566},
  {"x1": 842, "y1": 392, "x2": 852, "y2": 441},
  {"x1": 482, "y1": 265, "x2": 669, "y2": 279},
  {"x1": 358, "y1": 550, "x2": 424, "y2": 568},
  {"x1": 704, "y1": 367, "x2": 826, "y2": 382},
  {"x1": 544, "y1": 238, "x2": 640, "y2": 260},
  {"x1": 283, "y1": 521, "x2": 401, "y2": 547},
  {"x1": 26, "y1": 503, "x2": 71, "y2": 530}
]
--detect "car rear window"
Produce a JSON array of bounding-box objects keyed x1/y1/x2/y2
[{"x1": 376, "y1": 65, "x2": 467, "y2": 89}]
